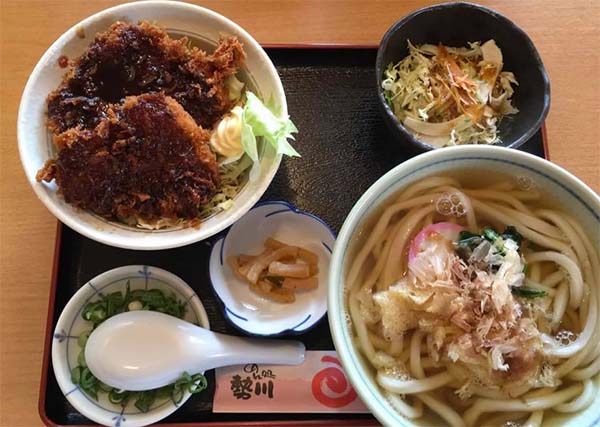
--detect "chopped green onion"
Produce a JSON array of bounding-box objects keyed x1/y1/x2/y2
[
  {"x1": 80, "y1": 368, "x2": 96, "y2": 389},
  {"x1": 174, "y1": 371, "x2": 192, "y2": 389},
  {"x1": 77, "y1": 330, "x2": 91, "y2": 348},
  {"x1": 98, "y1": 382, "x2": 112, "y2": 393},
  {"x1": 134, "y1": 389, "x2": 156, "y2": 413},
  {"x1": 71, "y1": 366, "x2": 82, "y2": 385},
  {"x1": 75, "y1": 286, "x2": 207, "y2": 410},
  {"x1": 155, "y1": 384, "x2": 173, "y2": 400},
  {"x1": 171, "y1": 387, "x2": 185, "y2": 405},
  {"x1": 77, "y1": 350, "x2": 87, "y2": 368},
  {"x1": 108, "y1": 389, "x2": 130, "y2": 404},
  {"x1": 188, "y1": 374, "x2": 208, "y2": 394},
  {"x1": 83, "y1": 386, "x2": 98, "y2": 401},
  {"x1": 78, "y1": 367, "x2": 99, "y2": 400},
  {"x1": 82, "y1": 302, "x2": 107, "y2": 323}
]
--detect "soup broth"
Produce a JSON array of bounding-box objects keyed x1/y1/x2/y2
[{"x1": 345, "y1": 172, "x2": 599, "y2": 427}]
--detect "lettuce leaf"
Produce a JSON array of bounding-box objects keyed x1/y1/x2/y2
[
  {"x1": 240, "y1": 121, "x2": 258, "y2": 162},
  {"x1": 241, "y1": 91, "x2": 300, "y2": 160}
]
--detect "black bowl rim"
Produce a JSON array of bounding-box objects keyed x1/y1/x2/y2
[{"x1": 375, "y1": 1, "x2": 551, "y2": 152}]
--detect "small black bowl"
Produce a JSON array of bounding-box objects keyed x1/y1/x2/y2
[{"x1": 376, "y1": 2, "x2": 550, "y2": 152}]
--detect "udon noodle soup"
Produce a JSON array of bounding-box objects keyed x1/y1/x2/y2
[{"x1": 346, "y1": 174, "x2": 599, "y2": 427}]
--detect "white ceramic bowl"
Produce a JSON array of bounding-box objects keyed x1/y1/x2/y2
[
  {"x1": 328, "y1": 145, "x2": 600, "y2": 427},
  {"x1": 18, "y1": 1, "x2": 284, "y2": 250},
  {"x1": 52, "y1": 265, "x2": 209, "y2": 427},
  {"x1": 209, "y1": 201, "x2": 335, "y2": 336}
]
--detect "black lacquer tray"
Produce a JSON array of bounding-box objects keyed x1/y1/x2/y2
[{"x1": 39, "y1": 47, "x2": 548, "y2": 427}]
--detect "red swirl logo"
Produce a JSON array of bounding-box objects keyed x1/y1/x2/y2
[{"x1": 311, "y1": 355, "x2": 357, "y2": 408}]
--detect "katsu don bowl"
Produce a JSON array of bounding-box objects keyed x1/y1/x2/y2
[{"x1": 18, "y1": 1, "x2": 287, "y2": 250}]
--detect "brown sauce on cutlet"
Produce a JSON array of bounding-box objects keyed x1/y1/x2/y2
[
  {"x1": 38, "y1": 21, "x2": 246, "y2": 227},
  {"x1": 47, "y1": 21, "x2": 245, "y2": 134},
  {"x1": 45, "y1": 93, "x2": 219, "y2": 223}
]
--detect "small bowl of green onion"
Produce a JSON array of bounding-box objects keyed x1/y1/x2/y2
[{"x1": 52, "y1": 265, "x2": 210, "y2": 427}]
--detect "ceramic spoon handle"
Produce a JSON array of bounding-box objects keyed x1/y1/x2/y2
[{"x1": 196, "y1": 332, "x2": 306, "y2": 371}]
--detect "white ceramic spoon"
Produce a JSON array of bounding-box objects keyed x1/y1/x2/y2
[{"x1": 85, "y1": 311, "x2": 305, "y2": 391}]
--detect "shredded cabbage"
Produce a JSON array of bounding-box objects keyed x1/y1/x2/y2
[
  {"x1": 382, "y1": 40, "x2": 518, "y2": 147},
  {"x1": 198, "y1": 155, "x2": 253, "y2": 219},
  {"x1": 225, "y1": 75, "x2": 245, "y2": 101}
]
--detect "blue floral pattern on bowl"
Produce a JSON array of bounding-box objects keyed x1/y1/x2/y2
[
  {"x1": 52, "y1": 265, "x2": 209, "y2": 427},
  {"x1": 209, "y1": 201, "x2": 335, "y2": 336}
]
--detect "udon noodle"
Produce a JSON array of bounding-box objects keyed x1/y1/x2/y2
[{"x1": 346, "y1": 175, "x2": 599, "y2": 427}]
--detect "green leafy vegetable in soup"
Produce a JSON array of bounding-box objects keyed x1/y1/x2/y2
[
  {"x1": 453, "y1": 225, "x2": 545, "y2": 299},
  {"x1": 511, "y1": 286, "x2": 547, "y2": 299},
  {"x1": 74, "y1": 282, "x2": 208, "y2": 412}
]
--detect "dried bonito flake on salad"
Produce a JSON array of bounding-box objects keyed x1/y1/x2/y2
[
  {"x1": 382, "y1": 40, "x2": 518, "y2": 147},
  {"x1": 228, "y1": 238, "x2": 319, "y2": 303}
]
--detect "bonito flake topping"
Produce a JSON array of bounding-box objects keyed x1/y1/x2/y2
[{"x1": 372, "y1": 224, "x2": 547, "y2": 394}]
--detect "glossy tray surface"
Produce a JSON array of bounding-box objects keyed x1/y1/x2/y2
[{"x1": 40, "y1": 47, "x2": 547, "y2": 426}]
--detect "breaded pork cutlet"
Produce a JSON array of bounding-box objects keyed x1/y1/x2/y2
[
  {"x1": 47, "y1": 21, "x2": 245, "y2": 134},
  {"x1": 38, "y1": 93, "x2": 219, "y2": 225}
]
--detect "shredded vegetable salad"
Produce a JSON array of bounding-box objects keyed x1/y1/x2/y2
[{"x1": 382, "y1": 40, "x2": 518, "y2": 147}]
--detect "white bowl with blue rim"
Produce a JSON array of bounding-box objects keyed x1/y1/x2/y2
[
  {"x1": 18, "y1": 1, "x2": 284, "y2": 250},
  {"x1": 52, "y1": 265, "x2": 209, "y2": 427},
  {"x1": 328, "y1": 145, "x2": 600, "y2": 427},
  {"x1": 209, "y1": 201, "x2": 335, "y2": 336}
]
